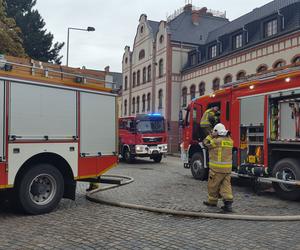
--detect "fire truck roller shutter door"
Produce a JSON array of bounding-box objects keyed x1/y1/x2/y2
[{"x1": 80, "y1": 92, "x2": 116, "y2": 156}]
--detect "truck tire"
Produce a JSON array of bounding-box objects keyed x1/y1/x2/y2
[
  {"x1": 123, "y1": 147, "x2": 134, "y2": 163},
  {"x1": 191, "y1": 152, "x2": 208, "y2": 181},
  {"x1": 272, "y1": 158, "x2": 300, "y2": 201},
  {"x1": 153, "y1": 154, "x2": 162, "y2": 163},
  {"x1": 16, "y1": 164, "x2": 64, "y2": 215}
]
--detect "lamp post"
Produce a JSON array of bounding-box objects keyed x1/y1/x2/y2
[{"x1": 66, "y1": 26, "x2": 95, "y2": 67}]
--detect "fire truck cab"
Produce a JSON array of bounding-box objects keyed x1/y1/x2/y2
[
  {"x1": 119, "y1": 114, "x2": 168, "y2": 163},
  {"x1": 180, "y1": 66, "x2": 300, "y2": 201}
]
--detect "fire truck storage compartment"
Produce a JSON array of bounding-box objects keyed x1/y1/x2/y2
[
  {"x1": 269, "y1": 89, "x2": 300, "y2": 141},
  {"x1": 9, "y1": 82, "x2": 77, "y2": 140},
  {"x1": 80, "y1": 92, "x2": 116, "y2": 156},
  {"x1": 240, "y1": 95, "x2": 264, "y2": 127},
  {"x1": 240, "y1": 95, "x2": 265, "y2": 164},
  {"x1": 0, "y1": 80, "x2": 4, "y2": 160}
]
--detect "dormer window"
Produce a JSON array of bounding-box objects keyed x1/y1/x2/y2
[
  {"x1": 190, "y1": 54, "x2": 197, "y2": 66},
  {"x1": 265, "y1": 19, "x2": 278, "y2": 37},
  {"x1": 211, "y1": 45, "x2": 217, "y2": 58},
  {"x1": 234, "y1": 34, "x2": 243, "y2": 49}
]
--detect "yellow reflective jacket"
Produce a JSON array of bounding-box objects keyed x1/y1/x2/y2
[
  {"x1": 203, "y1": 135, "x2": 233, "y2": 173},
  {"x1": 200, "y1": 109, "x2": 215, "y2": 127}
]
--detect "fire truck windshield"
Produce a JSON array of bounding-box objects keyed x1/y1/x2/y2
[{"x1": 136, "y1": 120, "x2": 165, "y2": 133}]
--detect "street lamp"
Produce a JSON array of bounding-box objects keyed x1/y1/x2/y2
[{"x1": 66, "y1": 26, "x2": 95, "y2": 66}]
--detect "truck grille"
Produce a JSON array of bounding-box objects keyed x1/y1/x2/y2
[{"x1": 143, "y1": 137, "x2": 162, "y2": 143}]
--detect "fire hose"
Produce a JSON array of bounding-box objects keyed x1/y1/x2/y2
[{"x1": 86, "y1": 175, "x2": 300, "y2": 221}]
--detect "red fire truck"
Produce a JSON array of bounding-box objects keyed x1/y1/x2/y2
[
  {"x1": 0, "y1": 57, "x2": 118, "y2": 214},
  {"x1": 180, "y1": 65, "x2": 300, "y2": 201},
  {"x1": 119, "y1": 114, "x2": 168, "y2": 163}
]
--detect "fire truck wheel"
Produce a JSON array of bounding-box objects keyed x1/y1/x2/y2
[
  {"x1": 153, "y1": 154, "x2": 162, "y2": 163},
  {"x1": 191, "y1": 152, "x2": 208, "y2": 181},
  {"x1": 16, "y1": 164, "x2": 64, "y2": 215},
  {"x1": 272, "y1": 158, "x2": 300, "y2": 201},
  {"x1": 123, "y1": 148, "x2": 134, "y2": 163}
]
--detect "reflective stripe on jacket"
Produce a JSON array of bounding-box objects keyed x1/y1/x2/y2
[
  {"x1": 200, "y1": 109, "x2": 215, "y2": 127},
  {"x1": 203, "y1": 135, "x2": 233, "y2": 174}
]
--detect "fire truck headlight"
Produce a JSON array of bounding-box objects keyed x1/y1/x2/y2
[
  {"x1": 162, "y1": 145, "x2": 168, "y2": 151},
  {"x1": 135, "y1": 145, "x2": 144, "y2": 152}
]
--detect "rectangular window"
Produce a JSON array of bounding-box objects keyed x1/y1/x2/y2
[
  {"x1": 190, "y1": 54, "x2": 197, "y2": 66},
  {"x1": 235, "y1": 34, "x2": 243, "y2": 49},
  {"x1": 211, "y1": 45, "x2": 217, "y2": 58},
  {"x1": 266, "y1": 19, "x2": 277, "y2": 37}
]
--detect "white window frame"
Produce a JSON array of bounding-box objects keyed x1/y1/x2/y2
[
  {"x1": 266, "y1": 19, "x2": 278, "y2": 37},
  {"x1": 235, "y1": 34, "x2": 243, "y2": 49},
  {"x1": 211, "y1": 45, "x2": 217, "y2": 58}
]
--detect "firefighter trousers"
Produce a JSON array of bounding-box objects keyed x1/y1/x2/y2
[{"x1": 207, "y1": 169, "x2": 233, "y2": 205}]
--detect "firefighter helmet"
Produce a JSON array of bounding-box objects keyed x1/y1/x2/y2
[{"x1": 213, "y1": 123, "x2": 228, "y2": 136}]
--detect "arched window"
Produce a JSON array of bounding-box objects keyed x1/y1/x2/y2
[
  {"x1": 124, "y1": 99, "x2": 127, "y2": 116},
  {"x1": 142, "y1": 67, "x2": 146, "y2": 84},
  {"x1": 140, "y1": 25, "x2": 144, "y2": 34},
  {"x1": 136, "y1": 96, "x2": 140, "y2": 113},
  {"x1": 158, "y1": 89, "x2": 163, "y2": 109},
  {"x1": 125, "y1": 57, "x2": 128, "y2": 64},
  {"x1": 142, "y1": 94, "x2": 146, "y2": 112},
  {"x1": 292, "y1": 55, "x2": 300, "y2": 64},
  {"x1": 182, "y1": 87, "x2": 187, "y2": 107},
  {"x1": 147, "y1": 65, "x2": 151, "y2": 82},
  {"x1": 139, "y1": 50, "x2": 145, "y2": 60},
  {"x1": 257, "y1": 64, "x2": 268, "y2": 73},
  {"x1": 199, "y1": 82, "x2": 205, "y2": 96},
  {"x1": 224, "y1": 74, "x2": 233, "y2": 84},
  {"x1": 273, "y1": 60, "x2": 286, "y2": 69},
  {"x1": 236, "y1": 71, "x2": 246, "y2": 81},
  {"x1": 190, "y1": 85, "x2": 196, "y2": 100},
  {"x1": 133, "y1": 72, "x2": 136, "y2": 87},
  {"x1": 124, "y1": 76, "x2": 128, "y2": 90},
  {"x1": 159, "y1": 35, "x2": 164, "y2": 44},
  {"x1": 132, "y1": 97, "x2": 136, "y2": 114},
  {"x1": 137, "y1": 70, "x2": 140, "y2": 86},
  {"x1": 212, "y1": 78, "x2": 220, "y2": 91},
  {"x1": 147, "y1": 93, "x2": 151, "y2": 112},
  {"x1": 159, "y1": 59, "x2": 164, "y2": 77}
]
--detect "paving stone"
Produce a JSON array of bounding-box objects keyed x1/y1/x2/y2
[{"x1": 0, "y1": 157, "x2": 299, "y2": 249}]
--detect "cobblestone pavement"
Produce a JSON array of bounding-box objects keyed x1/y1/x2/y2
[
  {"x1": 0, "y1": 156, "x2": 300, "y2": 249},
  {"x1": 96, "y1": 156, "x2": 300, "y2": 216}
]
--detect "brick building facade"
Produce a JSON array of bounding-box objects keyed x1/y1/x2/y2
[{"x1": 122, "y1": 0, "x2": 300, "y2": 153}]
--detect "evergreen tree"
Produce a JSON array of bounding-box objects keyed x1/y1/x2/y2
[
  {"x1": 0, "y1": 0, "x2": 26, "y2": 57},
  {"x1": 6, "y1": 0, "x2": 64, "y2": 64}
]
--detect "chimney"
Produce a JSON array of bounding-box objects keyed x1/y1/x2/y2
[
  {"x1": 104, "y1": 66, "x2": 110, "y2": 73},
  {"x1": 184, "y1": 4, "x2": 192, "y2": 12},
  {"x1": 192, "y1": 10, "x2": 200, "y2": 25},
  {"x1": 199, "y1": 7, "x2": 207, "y2": 15}
]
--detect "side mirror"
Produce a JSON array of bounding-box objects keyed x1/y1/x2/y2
[
  {"x1": 129, "y1": 122, "x2": 136, "y2": 133},
  {"x1": 167, "y1": 121, "x2": 171, "y2": 131}
]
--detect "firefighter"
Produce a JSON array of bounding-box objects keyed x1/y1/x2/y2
[
  {"x1": 203, "y1": 123, "x2": 234, "y2": 212},
  {"x1": 200, "y1": 106, "x2": 219, "y2": 138},
  {"x1": 86, "y1": 182, "x2": 100, "y2": 192}
]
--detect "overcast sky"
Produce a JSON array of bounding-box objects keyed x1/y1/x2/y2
[{"x1": 35, "y1": 0, "x2": 271, "y2": 72}]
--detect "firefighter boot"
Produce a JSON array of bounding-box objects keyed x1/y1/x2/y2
[
  {"x1": 221, "y1": 200, "x2": 233, "y2": 213},
  {"x1": 86, "y1": 182, "x2": 100, "y2": 192},
  {"x1": 203, "y1": 201, "x2": 217, "y2": 207}
]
